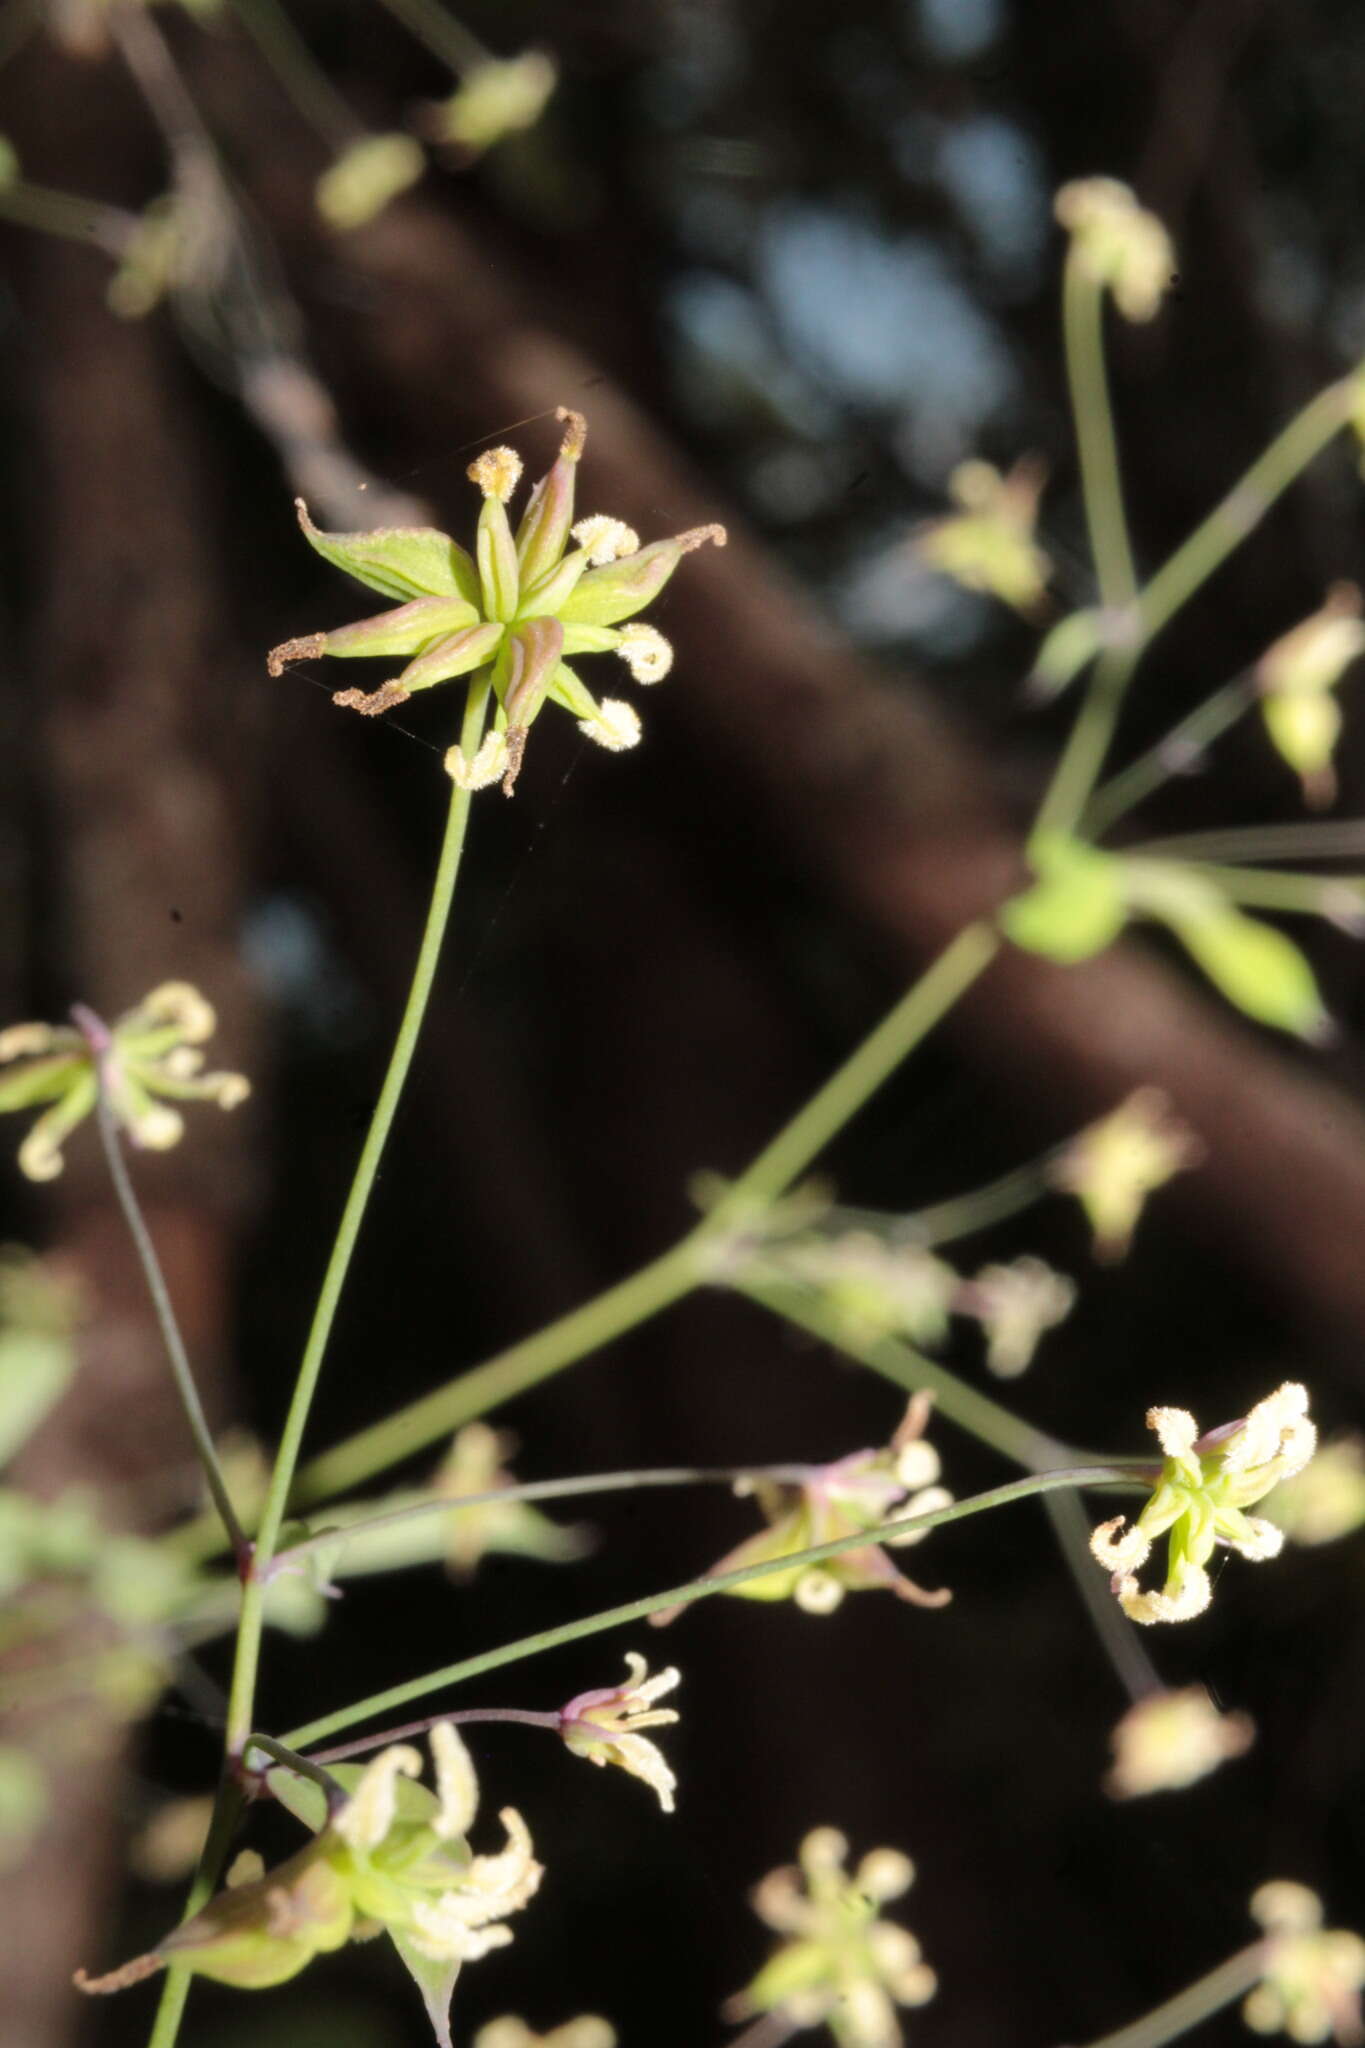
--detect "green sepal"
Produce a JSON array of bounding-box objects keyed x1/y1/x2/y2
[
  {"x1": 475, "y1": 493, "x2": 520, "y2": 623},
  {"x1": 397, "y1": 620, "x2": 505, "y2": 693},
  {"x1": 0, "y1": 1054, "x2": 87, "y2": 1112},
  {"x1": 546, "y1": 658, "x2": 600, "y2": 720},
  {"x1": 322, "y1": 596, "x2": 480, "y2": 662},
  {"x1": 158, "y1": 1843, "x2": 354, "y2": 1988},
  {"x1": 392, "y1": 1932, "x2": 461, "y2": 2048},
  {"x1": 559, "y1": 623, "x2": 622, "y2": 658},
  {"x1": 1000, "y1": 835, "x2": 1127, "y2": 962},
  {"x1": 515, "y1": 447, "x2": 580, "y2": 591},
  {"x1": 1166, "y1": 905, "x2": 1330, "y2": 1040},
  {"x1": 557, "y1": 537, "x2": 686, "y2": 627},
  {"x1": 515, "y1": 544, "x2": 592, "y2": 621},
  {"x1": 1028, "y1": 608, "x2": 1103, "y2": 702},
  {"x1": 296, "y1": 501, "x2": 479, "y2": 605},
  {"x1": 501, "y1": 617, "x2": 565, "y2": 728}
]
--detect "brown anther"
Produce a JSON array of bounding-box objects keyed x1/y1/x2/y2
[
  {"x1": 678, "y1": 523, "x2": 727, "y2": 553},
  {"x1": 555, "y1": 406, "x2": 587, "y2": 460},
  {"x1": 267, "y1": 634, "x2": 327, "y2": 677},
  {"x1": 74, "y1": 1953, "x2": 165, "y2": 1995},
  {"x1": 331, "y1": 681, "x2": 413, "y2": 717},
  {"x1": 501, "y1": 726, "x2": 528, "y2": 797}
]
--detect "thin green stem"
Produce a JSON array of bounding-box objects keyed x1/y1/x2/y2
[
  {"x1": 287, "y1": 924, "x2": 998, "y2": 1509},
  {"x1": 373, "y1": 0, "x2": 487, "y2": 73},
  {"x1": 280, "y1": 1466, "x2": 1135, "y2": 1750},
  {"x1": 145, "y1": 1777, "x2": 245, "y2": 2048},
  {"x1": 741, "y1": 1277, "x2": 1087, "y2": 1472},
  {"x1": 75, "y1": 1009, "x2": 249, "y2": 1567},
  {"x1": 1125, "y1": 818, "x2": 1365, "y2": 864},
  {"x1": 1033, "y1": 643, "x2": 1140, "y2": 844},
  {"x1": 896, "y1": 1156, "x2": 1052, "y2": 1247},
  {"x1": 1071, "y1": 1944, "x2": 1264, "y2": 2048},
  {"x1": 1044, "y1": 1487, "x2": 1161, "y2": 1704},
  {"x1": 1064, "y1": 251, "x2": 1139, "y2": 614},
  {"x1": 310, "y1": 1706, "x2": 559, "y2": 1766},
  {"x1": 270, "y1": 1461, "x2": 815, "y2": 1574},
  {"x1": 1157, "y1": 864, "x2": 1365, "y2": 917},
  {"x1": 0, "y1": 178, "x2": 133, "y2": 252},
  {"x1": 229, "y1": 0, "x2": 361, "y2": 151},
  {"x1": 1084, "y1": 675, "x2": 1255, "y2": 838},
  {"x1": 241, "y1": 1733, "x2": 347, "y2": 1807},
  {"x1": 224, "y1": 679, "x2": 489, "y2": 1759}
]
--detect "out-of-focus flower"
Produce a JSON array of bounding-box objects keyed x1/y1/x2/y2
[
  {"x1": 129, "y1": 1796, "x2": 216, "y2": 1883},
  {"x1": 434, "y1": 1424, "x2": 592, "y2": 1579},
  {"x1": 0, "y1": 983, "x2": 248, "y2": 1183},
  {"x1": 267, "y1": 409, "x2": 724, "y2": 794},
  {"x1": 1104, "y1": 1686, "x2": 1254, "y2": 1799},
  {"x1": 1090, "y1": 1383, "x2": 1316, "y2": 1624},
  {"x1": 1267, "y1": 1436, "x2": 1365, "y2": 1547},
  {"x1": 1048, "y1": 1089, "x2": 1203, "y2": 1260},
  {"x1": 1257, "y1": 585, "x2": 1365, "y2": 809},
  {"x1": 957, "y1": 1256, "x2": 1075, "y2": 1377},
  {"x1": 1246, "y1": 1883, "x2": 1365, "y2": 2045},
  {"x1": 423, "y1": 50, "x2": 558, "y2": 157},
  {"x1": 316, "y1": 134, "x2": 426, "y2": 231},
  {"x1": 78, "y1": 1725, "x2": 541, "y2": 2048},
  {"x1": 651, "y1": 1397, "x2": 951, "y2": 1626},
  {"x1": 726, "y1": 1827, "x2": 936, "y2": 2048},
  {"x1": 49, "y1": 0, "x2": 220, "y2": 58},
  {"x1": 916, "y1": 457, "x2": 1051, "y2": 615},
  {"x1": 1055, "y1": 177, "x2": 1175, "y2": 321},
  {"x1": 475, "y1": 2020, "x2": 614, "y2": 2048},
  {"x1": 0, "y1": 1745, "x2": 47, "y2": 1874},
  {"x1": 762, "y1": 1231, "x2": 958, "y2": 1351},
  {"x1": 558, "y1": 1653, "x2": 681, "y2": 1813}
]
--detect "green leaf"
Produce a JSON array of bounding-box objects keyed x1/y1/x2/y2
[
  {"x1": 1000, "y1": 835, "x2": 1127, "y2": 963},
  {"x1": 1165, "y1": 906, "x2": 1331, "y2": 1040},
  {"x1": 296, "y1": 502, "x2": 479, "y2": 605}
]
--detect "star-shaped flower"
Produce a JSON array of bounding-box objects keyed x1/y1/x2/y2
[
  {"x1": 0, "y1": 982, "x2": 249, "y2": 1182},
  {"x1": 557, "y1": 1653, "x2": 681, "y2": 1813},
  {"x1": 1090, "y1": 1383, "x2": 1317, "y2": 1624},
  {"x1": 726, "y1": 1827, "x2": 936, "y2": 2048},
  {"x1": 267, "y1": 409, "x2": 724, "y2": 795},
  {"x1": 77, "y1": 1726, "x2": 541, "y2": 2048},
  {"x1": 650, "y1": 1396, "x2": 952, "y2": 1625}
]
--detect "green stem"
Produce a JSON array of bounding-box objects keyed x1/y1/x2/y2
[
  {"x1": 270, "y1": 1460, "x2": 814, "y2": 1573},
  {"x1": 280, "y1": 1466, "x2": 1134, "y2": 1750},
  {"x1": 289, "y1": 924, "x2": 998, "y2": 1508},
  {"x1": 241, "y1": 1733, "x2": 346, "y2": 1808},
  {"x1": 145, "y1": 1777, "x2": 245, "y2": 2048},
  {"x1": 1124, "y1": 818, "x2": 1365, "y2": 864},
  {"x1": 310, "y1": 1705, "x2": 559, "y2": 1766},
  {"x1": 0, "y1": 178, "x2": 133, "y2": 252},
  {"x1": 1157, "y1": 864, "x2": 1365, "y2": 917},
  {"x1": 1071, "y1": 1944, "x2": 1264, "y2": 2048},
  {"x1": 1064, "y1": 250, "x2": 1139, "y2": 614},
  {"x1": 373, "y1": 0, "x2": 487, "y2": 73},
  {"x1": 228, "y1": 0, "x2": 361, "y2": 151},
  {"x1": 78, "y1": 1014, "x2": 249, "y2": 1567},
  {"x1": 741, "y1": 1277, "x2": 1085, "y2": 1472},
  {"x1": 224, "y1": 679, "x2": 488, "y2": 1759},
  {"x1": 1084, "y1": 675, "x2": 1255, "y2": 838},
  {"x1": 897, "y1": 1156, "x2": 1052, "y2": 1247}
]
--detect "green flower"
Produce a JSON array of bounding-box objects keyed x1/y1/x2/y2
[
  {"x1": 1090, "y1": 1383, "x2": 1317, "y2": 1623},
  {"x1": 726, "y1": 1828, "x2": 936, "y2": 2048},
  {"x1": 1054, "y1": 177, "x2": 1175, "y2": 322},
  {"x1": 1047, "y1": 1088, "x2": 1203, "y2": 1260},
  {"x1": 267, "y1": 409, "x2": 725, "y2": 795},
  {"x1": 0, "y1": 982, "x2": 249, "y2": 1182},
  {"x1": 77, "y1": 1726, "x2": 541, "y2": 2048},
  {"x1": 557, "y1": 1653, "x2": 681, "y2": 1812},
  {"x1": 1257, "y1": 584, "x2": 1365, "y2": 809},
  {"x1": 651, "y1": 1397, "x2": 951, "y2": 1625},
  {"x1": 916, "y1": 456, "x2": 1051, "y2": 615}
]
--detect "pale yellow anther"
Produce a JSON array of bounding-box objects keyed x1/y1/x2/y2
[
  {"x1": 570, "y1": 516, "x2": 640, "y2": 566},
  {"x1": 0, "y1": 1023, "x2": 59, "y2": 1059},
  {"x1": 210, "y1": 1073, "x2": 252, "y2": 1110},
  {"x1": 334, "y1": 1743, "x2": 423, "y2": 1851},
  {"x1": 18, "y1": 1128, "x2": 64, "y2": 1182},
  {"x1": 555, "y1": 406, "x2": 587, "y2": 460},
  {"x1": 1149, "y1": 1405, "x2": 1200, "y2": 1462},
  {"x1": 616, "y1": 623, "x2": 673, "y2": 683},
  {"x1": 578, "y1": 699, "x2": 642, "y2": 752},
  {"x1": 131, "y1": 1104, "x2": 185, "y2": 1151},
  {"x1": 430, "y1": 1721, "x2": 479, "y2": 1841},
  {"x1": 468, "y1": 447, "x2": 524, "y2": 503},
  {"x1": 1116, "y1": 1563, "x2": 1212, "y2": 1625},
  {"x1": 794, "y1": 1568, "x2": 845, "y2": 1615},
  {"x1": 1089, "y1": 1516, "x2": 1151, "y2": 1573},
  {"x1": 141, "y1": 983, "x2": 217, "y2": 1043},
  {"x1": 445, "y1": 731, "x2": 510, "y2": 791},
  {"x1": 857, "y1": 1849, "x2": 915, "y2": 1902}
]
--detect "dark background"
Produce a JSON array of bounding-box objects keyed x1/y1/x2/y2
[{"x1": 2, "y1": 2, "x2": 1365, "y2": 2045}]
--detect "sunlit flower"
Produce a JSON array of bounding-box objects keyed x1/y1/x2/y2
[
  {"x1": 1257, "y1": 585, "x2": 1365, "y2": 809},
  {"x1": 1055, "y1": 177, "x2": 1175, "y2": 321},
  {"x1": 558, "y1": 1653, "x2": 681, "y2": 1813},
  {"x1": 1048, "y1": 1089, "x2": 1203, "y2": 1260},
  {"x1": 1246, "y1": 1882, "x2": 1365, "y2": 2045},
  {"x1": 1090, "y1": 1384, "x2": 1316, "y2": 1624},
  {"x1": 915, "y1": 456, "x2": 1051, "y2": 615},
  {"x1": 651, "y1": 1396, "x2": 951, "y2": 1626},
  {"x1": 1267, "y1": 1436, "x2": 1365, "y2": 1547},
  {"x1": 0, "y1": 983, "x2": 248, "y2": 1182},
  {"x1": 434, "y1": 1423, "x2": 591, "y2": 1579},
  {"x1": 77, "y1": 1726, "x2": 540, "y2": 2048},
  {"x1": 267, "y1": 409, "x2": 724, "y2": 794},
  {"x1": 1104, "y1": 1685, "x2": 1254, "y2": 1799},
  {"x1": 958, "y1": 1256, "x2": 1076, "y2": 1377},
  {"x1": 726, "y1": 1827, "x2": 936, "y2": 2048}
]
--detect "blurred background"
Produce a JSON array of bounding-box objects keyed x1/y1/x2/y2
[{"x1": 2, "y1": 2, "x2": 1365, "y2": 2045}]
